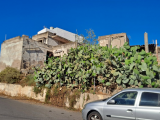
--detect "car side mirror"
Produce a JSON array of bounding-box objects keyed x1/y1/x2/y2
[{"x1": 107, "y1": 100, "x2": 115, "y2": 104}]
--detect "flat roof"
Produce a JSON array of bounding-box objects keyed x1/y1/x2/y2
[{"x1": 98, "y1": 33, "x2": 127, "y2": 41}]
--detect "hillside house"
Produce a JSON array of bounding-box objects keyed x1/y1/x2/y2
[{"x1": 0, "y1": 27, "x2": 82, "y2": 72}]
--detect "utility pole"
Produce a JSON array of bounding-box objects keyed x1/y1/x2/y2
[{"x1": 144, "y1": 32, "x2": 149, "y2": 53}]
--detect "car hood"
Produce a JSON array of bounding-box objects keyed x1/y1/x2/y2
[{"x1": 87, "y1": 98, "x2": 109, "y2": 105}]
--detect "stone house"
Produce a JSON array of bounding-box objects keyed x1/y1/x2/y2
[
  {"x1": 98, "y1": 33, "x2": 129, "y2": 48},
  {"x1": 0, "y1": 27, "x2": 129, "y2": 72},
  {"x1": 0, "y1": 27, "x2": 82, "y2": 72}
]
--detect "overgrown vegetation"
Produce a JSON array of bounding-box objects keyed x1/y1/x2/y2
[
  {"x1": 45, "y1": 89, "x2": 51, "y2": 103},
  {"x1": 86, "y1": 94, "x2": 90, "y2": 101},
  {"x1": 0, "y1": 67, "x2": 36, "y2": 87},
  {"x1": 34, "y1": 41, "x2": 160, "y2": 91},
  {"x1": 20, "y1": 74, "x2": 35, "y2": 86},
  {"x1": 49, "y1": 86, "x2": 69, "y2": 107},
  {"x1": 68, "y1": 89, "x2": 81, "y2": 108},
  {"x1": 33, "y1": 86, "x2": 43, "y2": 95},
  {"x1": 0, "y1": 67, "x2": 21, "y2": 84}
]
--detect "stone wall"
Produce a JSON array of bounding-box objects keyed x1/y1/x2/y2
[
  {"x1": 0, "y1": 83, "x2": 111, "y2": 109},
  {"x1": 0, "y1": 36, "x2": 23, "y2": 72},
  {"x1": 22, "y1": 37, "x2": 53, "y2": 69},
  {"x1": 98, "y1": 33, "x2": 129, "y2": 48}
]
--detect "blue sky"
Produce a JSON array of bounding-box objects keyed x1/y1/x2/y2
[{"x1": 0, "y1": 0, "x2": 160, "y2": 54}]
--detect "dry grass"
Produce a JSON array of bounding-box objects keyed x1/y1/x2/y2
[
  {"x1": 0, "y1": 67, "x2": 21, "y2": 84},
  {"x1": 20, "y1": 74, "x2": 35, "y2": 87}
]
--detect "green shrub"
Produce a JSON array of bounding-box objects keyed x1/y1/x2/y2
[
  {"x1": 22, "y1": 74, "x2": 35, "y2": 86},
  {"x1": 33, "y1": 86, "x2": 43, "y2": 95},
  {"x1": 0, "y1": 67, "x2": 21, "y2": 84}
]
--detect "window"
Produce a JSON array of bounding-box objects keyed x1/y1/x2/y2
[
  {"x1": 108, "y1": 91, "x2": 137, "y2": 106},
  {"x1": 139, "y1": 92, "x2": 159, "y2": 107},
  {"x1": 46, "y1": 51, "x2": 53, "y2": 64},
  {"x1": 38, "y1": 40, "x2": 43, "y2": 43}
]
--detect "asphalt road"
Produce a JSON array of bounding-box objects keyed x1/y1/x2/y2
[{"x1": 0, "y1": 96, "x2": 83, "y2": 120}]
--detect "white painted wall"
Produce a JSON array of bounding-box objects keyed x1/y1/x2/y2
[{"x1": 38, "y1": 27, "x2": 83, "y2": 42}]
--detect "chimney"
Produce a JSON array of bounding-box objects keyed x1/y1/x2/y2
[
  {"x1": 144, "y1": 32, "x2": 149, "y2": 53},
  {"x1": 50, "y1": 27, "x2": 54, "y2": 30}
]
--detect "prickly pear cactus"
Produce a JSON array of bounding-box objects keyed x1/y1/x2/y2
[{"x1": 34, "y1": 42, "x2": 160, "y2": 91}]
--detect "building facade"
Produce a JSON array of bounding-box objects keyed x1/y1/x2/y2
[
  {"x1": 0, "y1": 27, "x2": 81, "y2": 72},
  {"x1": 98, "y1": 33, "x2": 129, "y2": 48}
]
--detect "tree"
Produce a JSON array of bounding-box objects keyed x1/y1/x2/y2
[{"x1": 85, "y1": 29, "x2": 98, "y2": 45}]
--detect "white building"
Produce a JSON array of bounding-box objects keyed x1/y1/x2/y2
[{"x1": 38, "y1": 27, "x2": 83, "y2": 43}]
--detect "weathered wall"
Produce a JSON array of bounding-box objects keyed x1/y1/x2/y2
[
  {"x1": 0, "y1": 36, "x2": 23, "y2": 72},
  {"x1": 0, "y1": 83, "x2": 46, "y2": 102},
  {"x1": 111, "y1": 36, "x2": 126, "y2": 48},
  {"x1": 32, "y1": 32, "x2": 48, "y2": 41},
  {"x1": 53, "y1": 42, "x2": 77, "y2": 57},
  {"x1": 65, "y1": 93, "x2": 111, "y2": 109},
  {"x1": 98, "y1": 33, "x2": 129, "y2": 48},
  {"x1": 0, "y1": 83, "x2": 111, "y2": 109},
  {"x1": 48, "y1": 37, "x2": 59, "y2": 46},
  {"x1": 32, "y1": 32, "x2": 61, "y2": 47},
  {"x1": 22, "y1": 37, "x2": 53, "y2": 69}
]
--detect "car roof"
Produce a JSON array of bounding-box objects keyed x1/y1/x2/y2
[{"x1": 122, "y1": 88, "x2": 160, "y2": 93}]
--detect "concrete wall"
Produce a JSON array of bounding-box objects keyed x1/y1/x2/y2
[
  {"x1": 0, "y1": 83, "x2": 111, "y2": 109},
  {"x1": 22, "y1": 37, "x2": 53, "y2": 69},
  {"x1": 32, "y1": 32, "x2": 64, "y2": 47},
  {"x1": 0, "y1": 36, "x2": 23, "y2": 72},
  {"x1": 98, "y1": 33, "x2": 129, "y2": 48},
  {"x1": 32, "y1": 32, "x2": 48, "y2": 41},
  {"x1": 111, "y1": 36, "x2": 126, "y2": 48},
  {"x1": 47, "y1": 37, "x2": 59, "y2": 46},
  {"x1": 53, "y1": 42, "x2": 77, "y2": 57},
  {"x1": 66, "y1": 93, "x2": 111, "y2": 109},
  {"x1": 0, "y1": 83, "x2": 46, "y2": 102}
]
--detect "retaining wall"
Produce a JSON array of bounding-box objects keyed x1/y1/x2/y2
[{"x1": 0, "y1": 83, "x2": 111, "y2": 109}]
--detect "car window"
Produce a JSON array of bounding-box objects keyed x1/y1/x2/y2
[
  {"x1": 139, "y1": 92, "x2": 159, "y2": 107},
  {"x1": 108, "y1": 91, "x2": 137, "y2": 106}
]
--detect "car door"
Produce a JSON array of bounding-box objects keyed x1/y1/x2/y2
[
  {"x1": 103, "y1": 91, "x2": 138, "y2": 120},
  {"x1": 136, "y1": 92, "x2": 160, "y2": 120}
]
